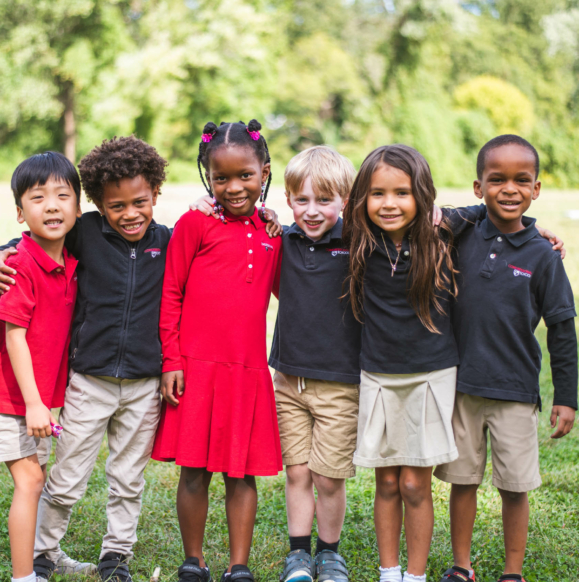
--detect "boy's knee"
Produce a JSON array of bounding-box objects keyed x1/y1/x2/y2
[
  {"x1": 498, "y1": 488, "x2": 527, "y2": 502},
  {"x1": 286, "y1": 463, "x2": 312, "y2": 487},
  {"x1": 399, "y1": 474, "x2": 430, "y2": 506},
  {"x1": 16, "y1": 471, "x2": 45, "y2": 499},
  {"x1": 312, "y1": 472, "x2": 344, "y2": 497},
  {"x1": 375, "y1": 470, "x2": 401, "y2": 500}
]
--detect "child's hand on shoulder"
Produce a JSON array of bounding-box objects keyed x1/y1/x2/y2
[
  {"x1": 537, "y1": 226, "x2": 566, "y2": 259},
  {"x1": 190, "y1": 195, "x2": 216, "y2": 218},
  {"x1": 161, "y1": 370, "x2": 185, "y2": 406},
  {"x1": 26, "y1": 402, "x2": 57, "y2": 438},
  {"x1": 550, "y1": 405, "x2": 575, "y2": 438},
  {"x1": 259, "y1": 207, "x2": 282, "y2": 238},
  {"x1": 0, "y1": 247, "x2": 18, "y2": 295}
]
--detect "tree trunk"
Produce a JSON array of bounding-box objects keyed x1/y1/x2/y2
[{"x1": 63, "y1": 83, "x2": 76, "y2": 163}]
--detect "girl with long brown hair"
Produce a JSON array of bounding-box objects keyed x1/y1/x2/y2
[{"x1": 342, "y1": 145, "x2": 482, "y2": 582}]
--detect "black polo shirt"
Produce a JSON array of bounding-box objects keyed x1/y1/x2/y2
[
  {"x1": 269, "y1": 218, "x2": 362, "y2": 384},
  {"x1": 452, "y1": 215, "x2": 577, "y2": 407}
]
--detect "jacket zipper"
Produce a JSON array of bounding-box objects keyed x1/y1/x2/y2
[
  {"x1": 71, "y1": 321, "x2": 86, "y2": 360},
  {"x1": 114, "y1": 245, "x2": 137, "y2": 377}
]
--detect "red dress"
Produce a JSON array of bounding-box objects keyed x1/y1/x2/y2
[{"x1": 152, "y1": 208, "x2": 283, "y2": 477}]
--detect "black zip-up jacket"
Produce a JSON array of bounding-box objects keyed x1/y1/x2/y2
[{"x1": 2, "y1": 211, "x2": 172, "y2": 378}]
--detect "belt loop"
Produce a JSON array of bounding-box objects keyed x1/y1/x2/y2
[{"x1": 298, "y1": 377, "x2": 306, "y2": 393}]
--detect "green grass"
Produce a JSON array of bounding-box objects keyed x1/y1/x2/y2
[{"x1": 1, "y1": 186, "x2": 578, "y2": 580}]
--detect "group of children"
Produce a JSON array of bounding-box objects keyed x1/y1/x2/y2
[{"x1": 0, "y1": 118, "x2": 576, "y2": 582}]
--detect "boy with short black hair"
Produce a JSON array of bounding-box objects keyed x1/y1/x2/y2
[
  {"x1": 435, "y1": 135, "x2": 577, "y2": 582},
  {"x1": 271, "y1": 146, "x2": 360, "y2": 582},
  {"x1": 0, "y1": 152, "x2": 81, "y2": 582}
]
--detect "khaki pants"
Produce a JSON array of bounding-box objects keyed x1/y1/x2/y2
[{"x1": 35, "y1": 372, "x2": 161, "y2": 561}]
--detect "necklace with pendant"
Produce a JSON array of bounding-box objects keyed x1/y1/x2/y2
[{"x1": 381, "y1": 232, "x2": 401, "y2": 277}]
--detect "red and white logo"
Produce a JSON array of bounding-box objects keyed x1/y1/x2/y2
[
  {"x1": 145, "y1": 248, "x2": 161, "y2": 258},
  {"x1": 261, "y1": 242, "x2": 274, "y2": 252},
  {"x1": 326, "y1": 248, "x2": 349, "y2": 257},
  {"x1": 508, "y1": 264, "x2": 532, "y2": 278}
]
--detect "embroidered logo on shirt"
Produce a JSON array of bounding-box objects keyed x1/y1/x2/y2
[
  {"x1": 145, "y1": 248, "x2": 161, "y2": 258},
  {"x1": 261, "y1": 242, "x2": 274, "y2": 252},
  {"x1": 508, "y1": 264, "x2": 532, "y2": 278},
  {"x1": 326, "y1": 248, "x2": 349, "y2": 257}
]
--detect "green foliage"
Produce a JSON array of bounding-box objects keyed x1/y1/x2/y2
[{"x1": 2, "y1": 0, "x2": 579, "y2": 186}]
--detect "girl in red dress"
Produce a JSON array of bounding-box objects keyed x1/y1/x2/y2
[{"x1": 152, "y1": 120, "x2": 282, "y2": 582}]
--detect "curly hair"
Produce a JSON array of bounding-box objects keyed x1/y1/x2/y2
[{"x1": 78, "y1": 136, "x2": 168, "y2": 205}]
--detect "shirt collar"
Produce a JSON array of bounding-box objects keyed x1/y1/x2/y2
[
  {"x1": 287, "y1": 217, "x2": 343, "y2": 244},
  {"x1": 481, "y1": 216, "x2": 538, "y2": 247},
  {"x1": 223, "y1": 207, "x2": 264, "y2": 229},
  {"x1": 21, "y1": 232, "x2": 78, "y2": 279}
]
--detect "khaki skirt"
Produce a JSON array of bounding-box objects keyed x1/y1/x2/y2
[{"x1": 354, "y1": 367, "x2": 458, "y2": 468}]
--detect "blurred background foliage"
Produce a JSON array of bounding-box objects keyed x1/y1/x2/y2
[{"x1": 2, "y1": 0, "x2": 579, "y2": 186}]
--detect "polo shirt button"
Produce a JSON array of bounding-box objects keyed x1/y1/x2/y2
[
  {"x1": 248, "y1": 264, "x2": 253, "y2": 268},
  {"x1": 300, "y1": 235, "x2": 304, "y2": 239},
  {"x1": 245, "y1": 221, "x2": 249, "y2": 225},
  {"x1": 248, "y1": 249, "x2": 253, "y2": 254},
  {"x1": 247, "y1": 233, "x2": 252, "y2": 238},
  {"x1": 404, "y1": 251, "x2": 409, "y2": 256},
  {"x1": 490, "y1": 253, "x2": 496, "y2": 259},
  {"x1": 56, "y1": 268, "x2": 62, "y2": 272},
  {"x1": 309, "y1": 247, "x2": 314, "y2": 251},
  {"x1": 497, "y1": 236, "x2": 503, "y2": 242}
]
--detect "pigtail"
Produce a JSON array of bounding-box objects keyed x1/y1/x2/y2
[{"x1": 197, "y1": 122, "x2": 226, "y2": 223}]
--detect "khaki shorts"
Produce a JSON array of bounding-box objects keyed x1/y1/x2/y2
[
  {"x1": 355, "y1": 367, "x2": 458, "y2": 468},
  {"x1": 273, "y1": 371, "x2": 359, "y2": 479},
  {"x1": 434, "y1": 392, "x2": 541, "y2": 493},
  {"x1": 0, "y1": 413, "x2": 52, "y2": 465}
]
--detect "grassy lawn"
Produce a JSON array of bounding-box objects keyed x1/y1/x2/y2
[{"x1": 0, "y1": 185, "x2": 578, "y2": 580}]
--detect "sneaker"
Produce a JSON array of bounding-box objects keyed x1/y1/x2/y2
[
  {"x1": 219, "y1": 565, "x2": 255, "y2": 582},
  {"x1": 98, "y1": 552, "x2": 132, "y2": 582},
  {"x1": 179, "y1": 557, "x2": 212, "y2": 582},
  {"x1": 315, "y1": 550, "x2": 349, "y2": 582},
  {"x1": 279, "y1": 550, "x2": 315, "y2": 582},
  {"x1": 55, "y1": 549, "x2": 98, "y2": 575},
  {"x1": 33, "y1": 554, "x2": 56, "y2": 580},
  {"x1": 439, "y1": 566, "x2": 475, "y2": 582}
]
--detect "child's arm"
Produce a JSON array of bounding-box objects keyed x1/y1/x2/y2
[
  {"x1": 547, "y1": 318, "x2": 577, "y2": 438},
  {"x1": 5, "y1": 323, "x2": 58, "y2": 438}
]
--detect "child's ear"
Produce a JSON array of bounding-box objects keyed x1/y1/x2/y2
[
  {"x1": 205, "y1": 172, "x2": 212, "y2": 192},
  {"x1": 473, "y1": 180, "x2": 483, "y2": 200},
  {"x1": 261, "y1": 163, "x2": 271, "y2": 184},
  {"x1": 532, "y1": 180, "x2": 541, "y2": 201},
  {"x1": 16, "y1": 206, "x2": 25, "y2": 224},
  {"x1": 152, "y1": 185, "x2": 160, "y2": 207},
  {"x1": 341, "y1": 197, "x2": 348, "y2": 211},
  {"x1": 285, "y1": 193, "x2": 293, "y2": 209},
  {"x1": 96, "y1": 204, "x2": 105, "y2": 216},
  {"x1": 76, "y1": 201, "x2": 82, "y2": 218}
]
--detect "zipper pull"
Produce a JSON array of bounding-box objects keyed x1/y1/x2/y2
[
  {"x1": 130, "y1": 248, "x2": 136, "y2": 259},
  {"x1": 72, "y1": 348, "x2": 77, "y2": 359}
]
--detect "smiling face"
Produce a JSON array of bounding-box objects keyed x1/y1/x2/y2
[
  {"x1": 17, "y1": 177, "x2": 81, "y2": 247},
  {"x1": 287, "y1": 176, "x2": 344, "y2": 241},
  {"x1": 207, "y1": 146, "x2": 270, "y2": 217},
  {"x1": 99, "y1": 175, "x2": 158, "y2": 242},
  {"x1": 475, "y1": 143, "x2": 540, "y2": 233},
  {"x1": 366, "y1": 163, "x2": 417, "y2": 245}
]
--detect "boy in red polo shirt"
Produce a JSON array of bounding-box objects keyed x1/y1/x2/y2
[{"x1": 0, "y1": 152, "x2": 81, "y2": 582}]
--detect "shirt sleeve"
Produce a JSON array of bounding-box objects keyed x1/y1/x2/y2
[
  {"x1": 160, "y1": 211, "x2": 203, "y2": 373},
  {"x1": 0, "y1": 265, "x2": 35, "y2": 328},
  {"x1": 272, "y1": 243, "x2": 283, "y2": 299},
  {"x1": 0, "y1": 238, "x2": 22, "y2": 251},
  {"x1": 63, "y1": 217, "x2": 82, "y2": 258},
  {"x1": 442, "y1": 204, "x2": 487, "y2": 238},
  {"x1": 536, "y1": 252, "x2": 576, "y2": 327},
  {"x1": 547, "y1": 318, "x2": 578, "y2": 409}
]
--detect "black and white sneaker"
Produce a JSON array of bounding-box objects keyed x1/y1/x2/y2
[
  {"x1": 220, "y1": 565, "x2": 255, "y2": 582},
  {"x1": 33, "y1": 554, "x2": 56, "y2": 580},
  {"x1": 98, "y1": 552, "x2": 132, "y2": 582},
  {"x1": 179, "y1": 557, "x2": 212, "y2": 582},
  {"x1": 279, "y1": 549, "x2": 315, "y2": 582}
]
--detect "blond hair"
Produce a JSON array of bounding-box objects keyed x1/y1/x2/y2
[{"x1": 284, "y1": 146, "x2": 355, "y2": 200}]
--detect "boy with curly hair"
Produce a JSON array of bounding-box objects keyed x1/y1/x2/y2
[{"x1": 0, "y1": 136, "x2": 170, "y2": 582}]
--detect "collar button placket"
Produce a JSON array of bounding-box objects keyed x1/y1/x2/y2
[{"x1": 246, "y1": 220, "x2": 254, "y2": 283}]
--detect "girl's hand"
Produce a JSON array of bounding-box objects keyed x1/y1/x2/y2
[
  {"x1": 432, "y1": 205, "x2": 442, "y2": 227},
  {"x1": 0, "y1": 247, "x2": 18, "y2": 295},
  {"x1": 190, "y1": 196, "x2": 217, "y2": 218},
  {"x1": 537, "y1": 226, "x2": 565, "y2": 259},
  {"x1": 259, "y1": 208, "x2": 283, "y2": 237},
  {"x1": 161, "y1": 370, "x2": 185, "y2": 406},
  {"x1": 550, "y1": 405, "x2": 575, "y2": 438},
  {"x1": 26, "y1": 402, "x2": 57, "y2": 438}
]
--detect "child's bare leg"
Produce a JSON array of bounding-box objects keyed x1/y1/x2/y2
[
  {"x1": 399, "y1": 466, "x2": 434, "y2": 576},
  {"x1": 449, "y1": 484, "x2": 478, "y2": 569},
  {"x1": 498, "y1": 489, "x2": 529, "y2": 575},
  {"x1": 286, "y1": 463, "x2": 315, "y2": 536},
  {"x1": 311, "y1": 472, "x2": 346, "y2": 544},
  {"x1": 223, "y1": 474, "x2": 258, "y2": 570},
  {"x1": 7, "y1": 454, "x2": 44, "y2": 578},
  {"x1": 375, "y1": 466, "x2": 403, "y2": 568},
  {"x1": 177, "y1": 467, "x2": 213, "y2": 566}
]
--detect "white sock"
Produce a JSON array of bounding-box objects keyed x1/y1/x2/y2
[
  {"x1": 403, "y1": 573, "x2": 426, "y2": 582},
  {"x1": 380, "y1": 565, "x2": 402, "y2": 582},
  {"x1": 13, "y1": 573, "x2": 36, "y2": 582}
]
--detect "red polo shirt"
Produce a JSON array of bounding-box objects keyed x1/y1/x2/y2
[{"x1": 0, "y1": 233, "x2": 78, "y2": 416}]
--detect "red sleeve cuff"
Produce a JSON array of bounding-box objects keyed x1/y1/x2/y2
[{"x1": 0, "y1": 310, "x2": 30, "y2": 328}]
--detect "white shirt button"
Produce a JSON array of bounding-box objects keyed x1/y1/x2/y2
[
  {"x1": 245, "y1": 221, "x2": 249, "y2": 225},
  {"x1": 309, "y1": 247, "x2": 314, "y2": 251},
  {"x1": 247, "y1": 233, "x2": 252, "y2": 238},
  {"x1": 497, "y1": 236, "x2": 503, "y2": 242},
  {"x1": 248, "y1": 249, "x2": 253, "y2": 254},
  {"x1": 404, "y1": 251, "x2": 409, "y2": 256},
  {"x1": 490, "y1": 253, "x2": 496, "y2": 259},
  {"x1": 56, "y1": 268, "x2": 62, "y2": 272},
  {"x1": 248, "y1": 264, "x2": 253, "y2": 269}
]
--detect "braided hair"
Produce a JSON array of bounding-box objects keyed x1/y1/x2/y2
[{"x1": 197, "y1": 119, "x2": 272, "y2": 223}]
